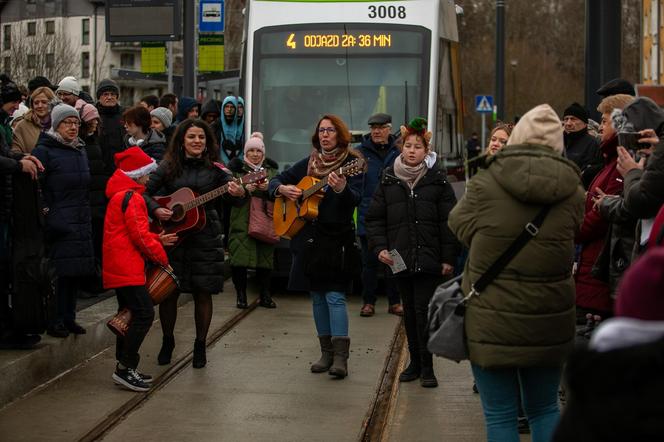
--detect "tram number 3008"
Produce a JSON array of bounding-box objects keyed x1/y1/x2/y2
[{"x1": 368, "y1": 5, "x2": 406, "y2": 19}]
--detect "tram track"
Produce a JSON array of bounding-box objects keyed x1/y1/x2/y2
[
  {"x1": 359, "y1": 319, "x2": 407, "y2": 442},
  {"x1": 78, "y1": 299, "x2": 260, "y2": 442}
]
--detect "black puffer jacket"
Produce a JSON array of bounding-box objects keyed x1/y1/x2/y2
[
  {"x1": 96, "y1": 103, "x2": 126, "y2": 175},
  {"x1": 0, "y1": 131, "x2": 16, "y2": 222},
  {"x1": 31, "y1": 132, "x2": 95, "y2": 277},
  {"x1": 146, "y1": 158, "x2": 245, "y2": 294},
  {"x1": 83, "y1": 133, "x2": 107, "y2": 222},
  {"x1": 366, "y1": 164, "x2": 459, "y2": 276},
  {"x1": 564, "y1": 129, "x2": 602, "y2": 188}
]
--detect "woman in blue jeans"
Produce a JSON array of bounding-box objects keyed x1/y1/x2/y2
[
  {"x1": 449, "y1": 104, "x2": 585, "y2": 442},
  {"x1": 269, "y1": 114, "x2": 364, "y2": 379}
]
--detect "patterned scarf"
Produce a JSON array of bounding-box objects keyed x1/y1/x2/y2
[
  {"x1": 307, "y1": 147, "x2": 349, "y2": 178},
  {"x1": 393, "y1": 155, "x2": 427, "y2": 189}
]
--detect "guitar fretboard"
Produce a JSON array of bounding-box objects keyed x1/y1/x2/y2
[
  {"x1": 302, "y1": 165, "x2": 350, "y2": 199},
  {"x1": 183, "y1": 183, "x2": 230, "y2": 211}
]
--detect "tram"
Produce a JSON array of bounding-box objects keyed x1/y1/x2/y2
[{"x1": 240, "y1": 0, "x2": 464, "y2": 170}]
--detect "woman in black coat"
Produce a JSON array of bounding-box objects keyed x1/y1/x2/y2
[
  {"x1": 268, "y1": 114, "x2": 364, "y2": 379},
  {"x1": 146, "y1": 119, "x2": 246, "y2": 369},
  {"x1": 32, "y1": 104, "x2": 95, "y2": 338},
  {"x1": 366, "y1": 118, "x2": 458, "y2": 388}
]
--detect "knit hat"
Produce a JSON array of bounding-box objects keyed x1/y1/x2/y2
[
  {"x1": 563, "y1": 102, "x2": 589, "y2": 124},
  {"x1": 74, "y1": 99, "x2": 100, "y2": 123},
  {"x1": 150, "y1": 107, "x2": 172, "y2": 128},
  {"x1": 9, "y1": 102, "x2": 29, "y2": 126},
  {"x1": 614, "y1": 248, "x2": 664, "y2": 321},
  {"x1": 114, "y1": 146, "x2": 158, "y2": 179},
  {"x1": 28, "y1": 76, "x2": 55, "y2": 93},
  {"x1": 96, "y1": 78, "x2": 120, "y2": 98},
  {"x1": 596, "y1": 78, "x2": 636, "y2": 98},
  {"x1": 0, "y1": 81, "x2": 22, "y2": 104},
  {"x1": 56, "y1": 76, "x2": 80, "y2": 96},
  {"x1": 244, "y1": 131, "x2": 265, "y2": 154},
  {"x1": 50, "y1": 103, "x2": 80, "y2": 129},
  {"x1": 508, "y1": 104, "x2": 565, "y2": 154}
]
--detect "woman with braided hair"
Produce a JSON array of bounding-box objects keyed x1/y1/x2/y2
[
  {"x1": 268, "y1": 114, "x2": 364, "y2": 379},
  {"x1": 366, "y1": 118, "x2": 459, "y2": 388}
]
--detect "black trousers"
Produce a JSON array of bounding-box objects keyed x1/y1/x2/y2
[
  {"x1": 396, "y1": 274, "x2": 443, "y2": 369},
  {"x1": 115, "y1": 285, "x2": 155, "y2": 369},
  {"x1": 231, "y1": 266, "x2": 271, "y2": 294}
]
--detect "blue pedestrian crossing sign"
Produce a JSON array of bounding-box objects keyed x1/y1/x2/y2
[{"x1": 475, "y1": 95, "x2": 494, "y2": 113}]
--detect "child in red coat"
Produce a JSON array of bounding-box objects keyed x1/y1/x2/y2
[{"x1": 103, "y1": 147, "x2": 177, "y2": 392}]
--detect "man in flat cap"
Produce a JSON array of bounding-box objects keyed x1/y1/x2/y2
[
  {"x1": 563, "y1": 103, "x2": 602, "y2": 188},
  {"x1": 597, "y1": 78, "x2": 636, "y2": 98},
  {"x1": 357, "y1": 113, "x2": 403, "y2": 317}
]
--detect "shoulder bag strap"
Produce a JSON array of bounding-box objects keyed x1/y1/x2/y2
[
  {"x1": 470, "y1": 206, "x2": 551, "y2": 296},
  {"x1": 121, "y1": 190, "x2": 135, "y2": 214}
]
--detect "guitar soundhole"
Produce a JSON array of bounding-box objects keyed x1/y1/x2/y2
[{"x1": 171, "y1": 204, "x2": 185, "y2": 222}]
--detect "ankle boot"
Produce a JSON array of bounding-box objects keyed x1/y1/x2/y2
[
  {"x1": 259, "y1": 290, "x2": 276, "y2": 308},
  {"x1": 399, "y1": 357, "x2": 421, "y2": 382},
  {"x1": 157, "y1": 335, "x2": 175, "y2": 365},
  {"x1": 236, "y1": 290, "x2": 248, "y2": 309},
  {"x1": 310, "y1": 335, "x2": 334, "y2": 373},
  {"x1": 420, "y1": 353, "x2": 438, "y2": 388},
  {"x1": 328, "y1": 336, "x2": 350, "y2": 379},
  {"x1": 193, "y1": 339, "x2": 206, "y2": 369}
]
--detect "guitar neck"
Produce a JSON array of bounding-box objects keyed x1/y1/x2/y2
[
  {"x1": 302, "y1": 176, "x2": 329, "y2": 199},
  {"x1": 183, "y1": 183, "x2": 230, "y2": 211}
]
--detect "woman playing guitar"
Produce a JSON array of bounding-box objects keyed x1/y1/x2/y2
[
  {"x1": 145, "y1": 119, "x2": 247, "y2": 369},
  {"x1": 268, "y1": 114, "x2": 365, "y2": 379}
]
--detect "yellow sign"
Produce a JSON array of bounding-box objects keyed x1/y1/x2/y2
[
  {"x1": 141, "y1": 44, "x2": 166, "y2": 73},
  {"x1": 286, "y1": 33, "x2": 393, "y2": 50},
  {"x1": 199, "y1": 34, "x2": 224, "y2": 72}
]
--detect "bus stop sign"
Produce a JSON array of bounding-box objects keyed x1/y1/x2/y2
[{"x1": 475, "y1": 95, "x2": 493, "y2": 113}]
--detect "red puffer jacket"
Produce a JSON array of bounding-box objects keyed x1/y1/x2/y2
[
  {"x1": 575, "y1": 135, "x2": 623, "y2": 313},
  {"x1": 103, "y1": 169, "x2": 168, "y2": 289}
]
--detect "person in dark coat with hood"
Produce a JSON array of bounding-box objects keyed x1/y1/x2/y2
[
  {"x1": 32, "y1": 103, "x2": 95, "y2": 338},
  {"x1": 96, "y1": 79, "x2": 126, "y2": 176},
  {"x1": 200, "y1": 98, "x2": 220, "y2": 126},
  {"x1": 175, "y1": 96, "x2": 200, "y2": 124},
  {"x1": 563, "y1": 102, "x2": 602, "y2": 188},
  {"x1": 366, "y1": 117, "x2": 458, "y2": 388},
  {"x1": 575, "y1": 94, "x2": 635, "y2": 320},
  {"x1": 356, "y1": 113, "x2": 402, "y2": 317},
  {"x1": 146, "y1": 119, "x2": 247, "y2": 369},
  {"x1": 269, "y1": 114, "x2": 365, "y2": 380}
]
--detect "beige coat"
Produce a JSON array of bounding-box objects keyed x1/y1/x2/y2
[{"x1": 11, "y1": 113, "x2": 43, "y2": 154}]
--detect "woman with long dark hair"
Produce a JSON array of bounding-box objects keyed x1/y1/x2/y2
[{"x1": 146, "y1": 119, "x2": 247, "y2": 368}]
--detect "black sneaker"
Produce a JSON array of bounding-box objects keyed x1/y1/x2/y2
[
  {"x1": 64, "y1": 321, "x2": 87, "y2": 335},
  {"x1": 47, "y1": 323, "x2": 70, "y2": 338},
  {"x1": 112, "y1": 365, "x2": 150, "y2": 392}
]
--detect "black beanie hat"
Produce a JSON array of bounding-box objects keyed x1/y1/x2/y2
[
  {"x1": 96, "y1": 78, "x2": 120, "y2": 99},
  {"x1": 0, "y1": 81, "x2": 22, "y2": 104},
  {"x1": 563, "y1": 102, "x2": 588, "y2": 124},
  {"x1": 27, "y1": 76, "x2": 55, "y2": 93}
]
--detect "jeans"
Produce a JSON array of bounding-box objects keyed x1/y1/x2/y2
[
  {"x1": 115, "y1": 286, "x2": 155, "y2": 369},
  {"x1": 310, "y1": 291, "x2": 348, "y2": 337},
  {"x1": 471, "y1": 364, "x2": 562, "y2": 442},
  {"x1": 359, "y1": 235, "x2": 400, "y2": 306},
  {"x1": 396, "y1": 274, "x2": 442, "y2": 367}
]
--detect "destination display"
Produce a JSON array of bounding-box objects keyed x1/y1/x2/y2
[{"x1": 258, "y1": 26, "x2": 426, "y2": 55}]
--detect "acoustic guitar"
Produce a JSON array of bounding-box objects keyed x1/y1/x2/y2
[
  {"x1": 152, "y1": 169, "x2": 267, "y2": 246},
  {"x1": 273, "y1": 158, "x2": 365, "y2": 239}
]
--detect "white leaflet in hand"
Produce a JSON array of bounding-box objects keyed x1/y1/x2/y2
[{"x1": 388, "y1": 249, "x2": 407, "y2": 274}]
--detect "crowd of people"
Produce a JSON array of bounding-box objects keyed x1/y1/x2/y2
[{"x1": 1, "y1": 70, "x2": 663, "y2": 439}]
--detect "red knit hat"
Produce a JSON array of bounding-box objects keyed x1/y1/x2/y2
[
  {"x1": 615, "y1": 248, "x2": 664, "y2": 320},
  {"x1": 114, "y1": 146, "x2": 157, "y2": 179}
]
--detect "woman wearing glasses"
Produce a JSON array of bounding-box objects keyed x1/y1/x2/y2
[
  {"x1": 32, "y1": 104, "x2": 95, "y2": 338},
  {"x1": 269, "y1": 114, "x2": 365, "y2": 379}
]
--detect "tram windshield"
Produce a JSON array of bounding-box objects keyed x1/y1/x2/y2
[{"x1": 251, "y1": 24, "x2": 431, "y2": 170}]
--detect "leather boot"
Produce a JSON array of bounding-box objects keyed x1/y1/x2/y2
[
  {"x1": 328, "y1": 336, "x2": 350, "y2": 379},
  {"x1": 193, "y1": 339, "x2": 206, "y2": 369},
  {"x1": 310, "y1": 335, "x2": 334, "y2": 373},
  {"x1": 420, "y1": 352, "x2": 438, "y2": 388},
  {"x1": 259, "y1": 290, "x2": 276, "y2": 308},
  {"x1": 157, "y1": 335, "x2": 175, "y2": 365},
  {"x1": 236, "y1": 290, "x2": 248, "y2": 309},
  {"x1": 399, "y1": 357, "x2": 421, "y2": 382}
]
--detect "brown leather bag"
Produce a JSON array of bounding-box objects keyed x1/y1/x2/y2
[{"x1": 248, "y1": 196, "x2": 279, "y2": 244}]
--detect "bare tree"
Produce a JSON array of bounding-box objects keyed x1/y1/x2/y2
[{"x1": 6, "y1": 25, "x2": 77, "y2": 87}]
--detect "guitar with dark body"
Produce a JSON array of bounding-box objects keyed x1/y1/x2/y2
[{"x1": 151, "y1": 169, "x2": 267, "y2": 246}]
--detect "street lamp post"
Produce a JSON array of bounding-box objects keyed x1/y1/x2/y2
[{"x1": 510, "y1": 59, "x2": 518, "y2": 121}]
